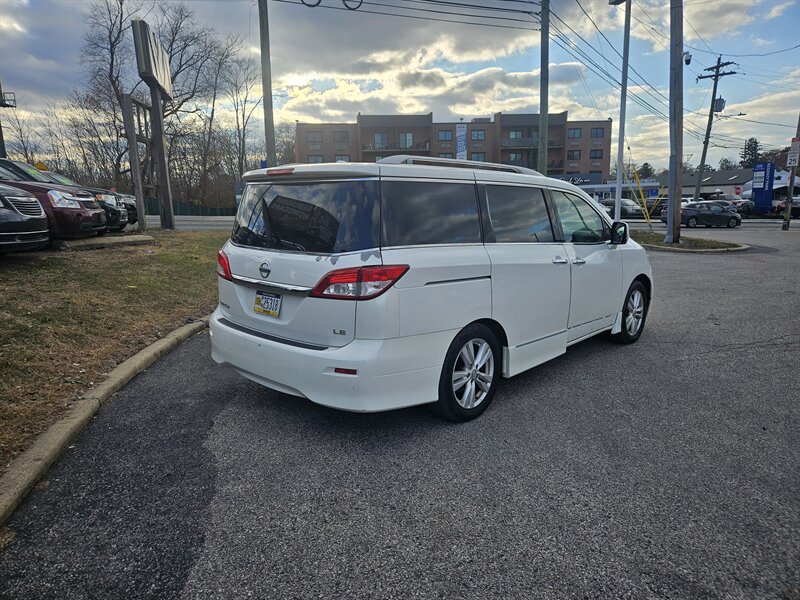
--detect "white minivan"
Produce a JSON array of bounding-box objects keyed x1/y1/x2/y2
[{"x1": 210, "y1": 156, "x2": 653, "y2": 421}]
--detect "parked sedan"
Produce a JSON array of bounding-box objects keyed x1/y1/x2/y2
[
  {"x1": 0, "y1": 164, "x2": 107, "y2": 239},
  {"x1": 0, "y1": 183, "x2": 49, "y2": 252},
  {"x1": 660, "y1": 202, "x2": 741, "y2": 228},
  {"x1": 598, "y1": 198, "x2": 645, "y2": 218}
]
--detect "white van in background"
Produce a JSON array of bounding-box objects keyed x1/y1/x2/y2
[{"x1": 210, "y1": 156, "x2": 653, "y2": 421}]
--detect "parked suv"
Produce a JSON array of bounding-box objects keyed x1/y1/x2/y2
[
  {"x1": 210, "y1": 157, "x2": 654, "y2": 421},
  {"x1": 0, "y1": 183, "x2": 49, "y2": 252},
  {"x1": 0, "y1": 162, "x2": 107, "y2": 238}
]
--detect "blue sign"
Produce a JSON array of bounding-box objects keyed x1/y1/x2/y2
[
  {"x1": 260, "y1": 159, "x2": 268, "y2": 169},
  {"x1": 752, "y1": 162, "x2": 775, "y2": 215}
]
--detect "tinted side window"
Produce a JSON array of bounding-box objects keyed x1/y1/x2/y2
[
  {"x1": 484, "y1": 185, "x2": 554, "y2": 243},
  {"x1": 551, "y1": 191, "x2": 608, "y2": 244},
  {"x1": 381, "y1": 181, "x2": 481, "y2": 246}
]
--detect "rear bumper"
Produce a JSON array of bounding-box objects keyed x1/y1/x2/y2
[{"x1": 209, "y1": 307, "x2": 451, "y2": 412}]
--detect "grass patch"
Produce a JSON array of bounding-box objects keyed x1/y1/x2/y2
[
  {"x1": 631, "y1": 231, "x2": 741, "y2": 250},
  {"x1": 0, "y1": 230, "x2": 229, "y2": 471}
]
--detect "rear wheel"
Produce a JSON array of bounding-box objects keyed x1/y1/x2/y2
[
  {"x1": 434, "y1": 323, "x2": 500, "y2": 422},
  {"x1": 727, "y1": 217, "x2": 738, "y2": 228},
  {"x1": 612, "y1": 281, "x2": 648, "y2": 344},
  {"x1": 687, "y1": 216, "x2": 698, "y2": 228}
]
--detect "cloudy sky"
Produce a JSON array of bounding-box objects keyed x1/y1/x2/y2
[{"x1": 1, "y1": 0, "x2": 799, "y2": 169}]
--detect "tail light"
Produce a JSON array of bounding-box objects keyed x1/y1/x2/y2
[
  {"x1": 216, "y1": 249, "x2": 232, "y2": 281},
  {"x1": 310, "y1": 265, "x2": 409, "y2": 300}
]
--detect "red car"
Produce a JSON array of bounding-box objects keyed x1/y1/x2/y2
[
  {"x1": 0, "y1": 164, "x2": 106, "y2": 239},
  {"x1": 775, "y1": 198, "x2": 800, "y2": 218}
]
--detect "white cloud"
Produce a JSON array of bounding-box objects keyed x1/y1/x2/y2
[{"x1": 766, "y1": 0, "x2": 794, "y2": 19}]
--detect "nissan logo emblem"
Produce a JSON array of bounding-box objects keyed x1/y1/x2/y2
[{"x1": 259, "y1": 262, "x2": 271, "y2": 279}]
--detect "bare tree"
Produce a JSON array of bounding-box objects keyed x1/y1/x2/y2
[
  {"x1": 5, "y1": 109, "x2": 41, "y2": 164},
  {"x1": 222, "y1": 57, "x2": 262, "y2": 177},
  {"x1": 275, "y1": 121, "x2": 295, "y2": 166}
]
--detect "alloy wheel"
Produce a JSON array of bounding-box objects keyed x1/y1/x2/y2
[
  {"x1": 626, "y1": 290, "x2": 645, "y2": 336},
  {"x1": 451, "y1": 339, "x2": 494, "y2": 409}
]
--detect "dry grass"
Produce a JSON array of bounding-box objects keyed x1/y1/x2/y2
[
  {"x1": 631, "y1": 231, "x2": 741, "y2": 250},
  {"x1": 0, "y1": 230, "x2": 229, "y2": 471}
]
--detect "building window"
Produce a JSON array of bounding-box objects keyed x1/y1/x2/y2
[
  {"x1": 334, "y1": 155, "x2": 350, "y2": 162},
  {"x1": 374, "y1": 132, "x2": 388, "y2": 149},
  {"x1": 509, "y1": 130, "x2": 523, "y2": 139},
  {"x1": 471, "y1": 129, "x2": 486, "y2": 141},
  {"x1": 438, "y1": 129, "x2": 453, "y2": 141},
  {"x1": 471, "y1": 152, "x2": 486, "y2": 162},
  {"x1": 334, "y1": 131, "x2": 349, "y2": 143},
  {"x1": 307, "y1": 131, "x2": 323, "y2": 143},
  {"x1": 568, "y1": 128, "x2": 582, "y2": 139},
  {"x1": 399, "y1": 132, "x2": 413, "y2": 149},
  {"x1": 509, "y1": 152, "x2": 523, "y2": 161},
  {"x1": 567, "y1": 150, "x2": 581, "y2": 160},
  {"x1": 591, "y1": 128, "x2": 605, "y2": 138},
  {"x1": 439, "y1": 153, "x2": 453, "y2": 158},
  {"x1": 308, "y1": 155, "x2": 324, "y2": 163},
  {"x1": 590, "y1": 149, "x2": 603, "y2": 159}
]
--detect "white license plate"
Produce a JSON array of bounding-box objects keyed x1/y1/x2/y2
[{"x1": 253, "y1": 290, "x2": 282, "y2": 318}]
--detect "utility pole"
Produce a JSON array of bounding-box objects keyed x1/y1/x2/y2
[
  {"x1": 665, "y1": 0, "x2": 683, "y2": 244},
  {"x1": 258, "y1": 0, "x2": 277, "y2": 168},
  {"x1": 782, "y1": 113, "x2": 800, "y2": 231},
  {"x1": 610, "y1": 0, "x2": 631, "y2": 222},
  {"x1": 691, "y1": 56, "x2": 737, "y2": 202},
  {"x1": 537, "y1": 0, "x2": 549, "y2": 174}
]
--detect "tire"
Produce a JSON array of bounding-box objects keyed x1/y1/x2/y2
[
  {"x1": 727, "y1": 217, "x2": 738, "y2": 228},
  {"x1": 434, "y1": 323, "x2": 501, "y2": 422},
  {"x1": 116, "y1": 226, "x2": 127, "y2": 233},
  {"x1": 612, "y1": 281, "x2": 648, "y2": 344},
  {"x1": 687, "y1": 216, "x2": 698, "y2": 228}
]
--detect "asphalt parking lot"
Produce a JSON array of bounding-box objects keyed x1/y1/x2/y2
[{"x1": 1, "y1": 226, "x2": 798, "y2": 599}]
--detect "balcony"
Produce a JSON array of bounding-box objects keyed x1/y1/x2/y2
[
  {"x1": 548, "y1": 140, "x2": 564, "y2": 148},
  {"x1": 500, "y1": 137, "x2": 537, "y2": 149},
  {"x1": 362, "y1": 141, "x2": 431, "y2": 152}
]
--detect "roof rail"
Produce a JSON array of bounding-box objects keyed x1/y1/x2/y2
[{"x1": 377, "y1": 154, "x2": 542, "y2": 176}]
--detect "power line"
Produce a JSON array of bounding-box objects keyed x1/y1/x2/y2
[
  {"x1": 407, "y1": 0, "x2": 538, "y2": 14},
  {"x1": 720, "y1": 117, "x2": 797, "y2": 129},
  {"x1": 272, "y1": 0, "x2": 538, "y2": 29},
  {"x1": 685, "y1": 43, "x2": 800, "y2": 58}
]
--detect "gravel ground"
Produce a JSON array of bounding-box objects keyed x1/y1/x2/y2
[{"x1": 1, "y1": 227, "x2": 798, "y2": 599}]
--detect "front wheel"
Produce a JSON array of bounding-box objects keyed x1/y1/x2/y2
[
  {"x1": 612, "y1": 281, "x2": 648, "y2": 344},
  {"x1": 434, "y1": 323, "x2": 501, "y2": 422},
  {"x1": 687, "y1": 216, "x2": 698, "y2": 228},
  {"x1": 727, "y1": 217, "x2": 738, "y2": 228}
]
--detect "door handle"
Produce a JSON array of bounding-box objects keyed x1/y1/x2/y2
[
  {"x1": 552, "y1": 256, "x2": 569, "y2": 264},
  {"x1": 573, "y1": 257, "x2": 586, "y2": 265}
]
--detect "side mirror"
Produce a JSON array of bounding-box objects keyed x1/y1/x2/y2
[{"x1": 610, "y1": 221, "x2": 628, "y2": 245}]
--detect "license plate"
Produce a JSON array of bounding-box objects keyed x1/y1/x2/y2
[{"x1": 254, "y1": 290, "x2": 282, "y2": 318}]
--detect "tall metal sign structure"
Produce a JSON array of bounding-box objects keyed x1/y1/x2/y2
[
  {"x1": 121, "y1": 94, "x2": 150, "y2": 231},
  {"x1": 132, "y1": 19, "x2": 175, "y2": 229},
  {"x1": 0, "y1": 80, "x2": 17, "y2": 159},
  {"x1": 538, "y1": 0, "x2": 549, "y2": 174},
  {"x1": 258, "y1": 0, "x2": 277, "y2": 168}
]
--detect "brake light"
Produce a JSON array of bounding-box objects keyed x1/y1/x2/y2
[
  {"x1": 266, "y1": 168, "x2": 294, "y2": 176},
  {"x1": 310, "y1": 265, "x2": 409, "y2": 300},
  {"x1": 216, "y1": 249, "x2": 232, "y2": 281}
]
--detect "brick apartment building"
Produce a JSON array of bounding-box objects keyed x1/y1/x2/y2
[{"x1": 294, "y1": 112, "x2": 613, "y2": 183}]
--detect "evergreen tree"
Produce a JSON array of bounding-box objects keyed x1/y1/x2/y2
[{"x1": 739, "y1": 138, "x2": 762, "y2": 169}]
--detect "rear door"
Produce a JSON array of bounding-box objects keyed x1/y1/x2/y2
[
  {"x1": 480, "y1": 183, "x2": 570, "y2": 353},
  {"x1": 220, "y1": 177, "x2": 381, "y2": 348}
]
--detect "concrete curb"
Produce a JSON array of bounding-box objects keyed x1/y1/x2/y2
[
  {"x1": 0, "y1": 316, "x2": 210, "y2": 527},
  {"x1": 640, "y1": 242, "x2": 750, "y2": 254},
  {"x1": 55, "y1": 235, "x2": 155, "y2": 251}
]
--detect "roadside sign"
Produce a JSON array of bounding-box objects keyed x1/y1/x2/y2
[
  {"x1": 752, "y1": 162, "x2": 775, "y2": 214},
  {"x1": 788, "y1": 137, "x2": 800, "y2": 167},
  {"x1": 132, "y1": 19, "x2": 173, "y2": 100}
]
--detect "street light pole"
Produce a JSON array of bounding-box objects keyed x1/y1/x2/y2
[
  {"x1": 610, "y1": 0, "x2": 631, "y2": 223},
  {"x1": 665, "y1": 0, "x2": 683, "y2": 244},
  {"x1": 258, "y1": 0, "x2": 277, "y2": 168}
]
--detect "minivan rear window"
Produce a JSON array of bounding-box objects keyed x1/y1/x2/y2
[
  {"x1": 232, "y1": 180, "x2": 380, "y2": 253},
  {"x1": 381, "y1": 181, "x2": 481, "y2": 246}
]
